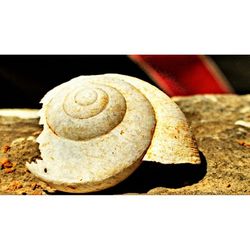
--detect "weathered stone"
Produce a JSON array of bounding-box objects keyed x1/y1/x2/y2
[{"x1": 0, "y1": 94, "x2": 249, "y2": 195}]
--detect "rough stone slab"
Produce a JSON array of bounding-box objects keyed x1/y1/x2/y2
[{"x1": 0, "y1": 94, "x2": 249, "y2": 195}]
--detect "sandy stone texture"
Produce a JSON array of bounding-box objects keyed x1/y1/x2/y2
[{"x1": 0, "y1": 94, "x2": 249, "y2": 195}]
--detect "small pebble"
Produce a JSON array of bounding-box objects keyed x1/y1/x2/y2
[{"x1": 235, "y1": 120, "x2": 250, "y2": 128}]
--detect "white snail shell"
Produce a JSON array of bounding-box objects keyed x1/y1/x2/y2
[{"x1": 26, "y1": 74, "x2": 200, "y2": 193}]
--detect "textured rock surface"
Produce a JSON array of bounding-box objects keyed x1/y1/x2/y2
[{"x1": 0, "y1": 94, "x2": 249, "y2": 195}]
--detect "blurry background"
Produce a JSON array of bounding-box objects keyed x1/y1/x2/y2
[{"x1": 0, "y1": 55, "x2": 249, "y2": 108}]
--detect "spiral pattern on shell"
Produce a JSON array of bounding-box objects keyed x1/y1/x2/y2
[
  {"x1": 26, "y1": 75, "x2": 158, "y2": 193},
  {"x1": 45, "y1": 76, "x2": 155, "y2": 142},
  {"x1": 27, "y1": 74, "x2": 200, "y2": 193}
]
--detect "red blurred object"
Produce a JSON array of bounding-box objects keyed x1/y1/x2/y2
[{"x1": 129, "y1": 55, "x2": 234, "y2": 96}]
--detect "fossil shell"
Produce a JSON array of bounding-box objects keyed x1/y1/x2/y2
[{"x1": 26, "y1": 74, "x2": 200, "y2": 193}]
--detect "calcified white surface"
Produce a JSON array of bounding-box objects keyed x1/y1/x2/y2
[
  {"x1": 27, "y1": 75, "x2": 156, "y2": 192},
  {"x1": 107, "y1": 74, "x2": 200, "y2": 164},
  {"x1": 26, "y1": 74, "x2": 200, "y2": 193}
]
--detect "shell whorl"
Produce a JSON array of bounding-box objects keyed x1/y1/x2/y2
[
  {"x1": 46, "y1": 80, "x2": 127, "y2": 141},
  {"x1": 28, "y1": 75, "x2": 157, "y2": 193},
  {"x1": 27, "y1": 74, "x2": 201, "y2": 193}
]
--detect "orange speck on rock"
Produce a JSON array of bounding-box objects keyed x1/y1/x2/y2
[
  {"x1": 237, "y1": 140, "x2": 250, "y2": 147},
  {"x1": 0, "y1": 158, "x2": 13, "y2": 168},
  {"x1": 4, "y1": 168, "x2": 15, "y2": 174},
  {"x1": 0, "y1": 157, "x2": 9, "y2": 165},
  {"x1": 1, "y1": 145, "x2": 10, "y2": 153}
]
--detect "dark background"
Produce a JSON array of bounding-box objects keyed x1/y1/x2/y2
[{"x1": 0, "y1": 55, "x2": 249, "y2": 108}]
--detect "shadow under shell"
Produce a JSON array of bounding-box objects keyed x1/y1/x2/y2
[{"x1": 47, "y1": 151, "x2": 207, "y2": 195}]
